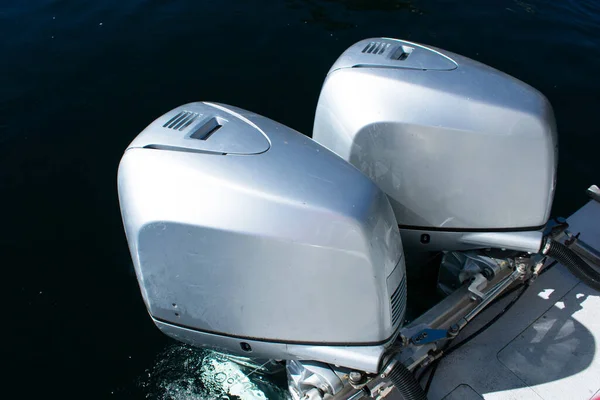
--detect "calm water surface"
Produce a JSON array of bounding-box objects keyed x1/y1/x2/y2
[{"x1": 1, "y1": 0, "x2": 599, "y2": 398}]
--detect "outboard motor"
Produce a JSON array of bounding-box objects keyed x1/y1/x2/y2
[
  {"x1": 313, "y1": 38, "x2": 558, "y2": 254},
  {"x1": 119, "y1": 39, "x2": 595, "y2": 400},
  {"x1": 118, "y1": 102, "x2": 406, "y2": 376}
]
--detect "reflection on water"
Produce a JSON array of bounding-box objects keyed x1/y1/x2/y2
[
  {"x1": 139, "y1": 344, "x2": 289, "y2": 400},
  {"x1": 512, "y1": 0, "x2": 536, "y2": 14},
  {"x1": 285, "y1": 0, "x2": 422, "y2": 30},
  {"x1": 295, "y1": 0, "x2": 418, "y2": 12}
]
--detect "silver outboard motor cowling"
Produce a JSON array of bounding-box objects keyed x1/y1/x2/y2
[
  {"x1": 313, "y1": 38, "x2": 558, "y2": 254},
  {"x1": 118, "y1": 102, "x2": 407, "y2": 372},
  {"x1": 116, "y1": 38, "x2": 574, "y2": 400}
]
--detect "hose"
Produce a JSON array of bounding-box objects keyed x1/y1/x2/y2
[
  {"x1": 543, "y1": 238, "x2": 600, "y2": 290},
  {"x1": 386, "y1": 361, "x2": 427, "y2": 400}
]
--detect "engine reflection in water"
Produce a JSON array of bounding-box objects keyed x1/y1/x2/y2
[{"x1": 139, "y1": 344, "x2": 289, "y2": 400}]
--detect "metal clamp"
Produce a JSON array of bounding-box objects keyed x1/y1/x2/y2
[
  {"x1": 467, "y1": 273, "x2": 488, "y2": 300},
  {"x1": 450, "y1": 268, "x2": 524, "y2": 334},
  {"x1": 410, "y1": 328, "x2": 449, "y2": 345}
]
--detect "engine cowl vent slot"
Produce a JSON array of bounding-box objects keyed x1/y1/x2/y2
[
  {"x1": 190, "y1": 117, "x2": 223, "y2": 141},
  {"x1": 362, "y1": 41, "x2": 390, "y2": 55},
  {"x1": 390, "y1": 275, "x2": 407, "y2": 327},
  {"x1": 163, "y1": 111, "x2": 199, "y2": 131},
  {"x1": 390, "y1": 45, "x2": 413, "y2": 61}
]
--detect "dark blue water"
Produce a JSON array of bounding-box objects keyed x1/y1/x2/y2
[{"x1": 1, "y1": 0, "x2": 599, "y2": 398}]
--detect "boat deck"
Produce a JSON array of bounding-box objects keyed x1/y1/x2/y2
[{"x1": 426, "y1": 200, "x2": 600, "y2": 400}]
